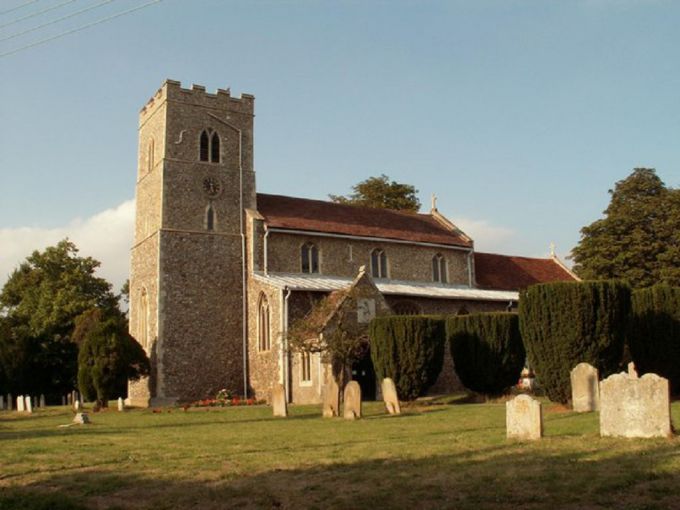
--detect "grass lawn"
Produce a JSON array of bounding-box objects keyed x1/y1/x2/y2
[{"x1": 1, "y1": 397, "x2": 680, "y2": 510}]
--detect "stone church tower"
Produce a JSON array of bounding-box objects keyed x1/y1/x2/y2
[{"x1": 128, "y1": 80, "x2": 256, "y2": 406}]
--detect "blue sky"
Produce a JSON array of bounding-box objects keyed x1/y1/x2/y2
[{"x1": 1, "y1": 0, "x2": 679, "y2": 290}]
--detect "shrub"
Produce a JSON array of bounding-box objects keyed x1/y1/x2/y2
[
  {"x1": 369, "y1": 316, "x2": 445, "y2": 400},
  {"x1": 448, "y1": 312, "x2": 525, "y2": 396},
  {"x1": 519, "y1": 280, "x2": 630, "y2": 404},
  {"x1": 630, "y1": 284, "x2": 680, "y2": 394}
]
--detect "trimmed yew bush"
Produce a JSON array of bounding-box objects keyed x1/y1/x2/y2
[
  {"x1": 519, "y1": 280, "x2": 630, "y2": 404},
  {"x1": 369, "y1": 316, "x2": 445, "y2": 400},
  {"x1": 448, "y1": 313, "x2": 525, "y2": 396},
  {"x1": 630, "y1": 284, "x2": 680, "y2": 394}
]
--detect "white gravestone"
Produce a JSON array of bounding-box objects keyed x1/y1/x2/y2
[
  {"x1": 74, "y1": 400, "x2": 81, "y2": 411},
  {"x1": 39, "y1": 394, "x2": 45, "y2": 408},
  {"x1": 25, "y1": 396, "x2": 33, "y2": 414},
  {"x1": 600, "y1": 371, "x2": 671, "y2": 438},
  {"x1": 506, "y1": 394, "x2": 543, "y2": 440},
  {"x1": 271, "y1": 383, "x2": 288, "y2": 417},
  {"x1": 17, "y1": 395, "x2": 25, "y2": 412},
  {"x1": 381, "y1": 378, "x2": 401, "y2": 415},
  {"x1": 118, "y1": 397, "x2": 125, "y2": 411},
  {"x1": 322, "y1": 378, "x2": 340, "y2": 418},
  {"x1": 343, "y1": 381, "x2": 362, "y2": 419},
  {"x1": 570, "y1": 362, "x2": 599, "y2": 412}
]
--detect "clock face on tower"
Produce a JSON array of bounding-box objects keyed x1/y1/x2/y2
[{"x1": 202, "y1": 177, "x2": 222, "y2": 198}]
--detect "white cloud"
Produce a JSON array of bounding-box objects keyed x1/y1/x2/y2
[
  {"x1": 0, "y1": 200, "x2": 135, "y2": 293},
  {"x1": 451, "y1": 215, "x2": 516, "y2": 254}
]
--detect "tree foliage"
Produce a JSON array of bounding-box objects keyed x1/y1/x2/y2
[
  {"x1": 571, "y1": 168, "x2": 680, "y2": 288},
  {"x1": 77, "y1": 309, "x2": 149, "y2": 406},
  {"x1": 329, "y1": 174, "x2": 421, "y2": 212},
  {"x1": 369, "y1": 316, "x2": 445, "y2": 400},
  {"x1": 519, "y1": 281, "x2": 630, "y2": 404},
  {"x1": 0, "y1": 240, "x2": 121, "y2": 398},
  {"x1": 448, "y1": 313, "x2": 525, "y2": 396},
  {"x1": 630, "y1": 284, "x2": 680, "y2": 394}
]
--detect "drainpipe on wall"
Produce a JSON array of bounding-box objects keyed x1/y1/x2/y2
[{"x1": 282, "y1": 287, "x2": 292, "y2": 402}]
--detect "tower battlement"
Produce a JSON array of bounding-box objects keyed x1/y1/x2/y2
[{"x1": 140, "y1": 79, "x2": 254, "y2": 121}]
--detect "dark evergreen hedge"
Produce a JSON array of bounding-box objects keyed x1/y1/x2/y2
[
  {"x1": 630, "y1": 284, "x2": 680, "y2": 394},
  {"x1": 369, "y1": 316, "x2": 445, "y2": 400},
  {"x1": 448, "y1": 312, "x2": 525, "y2": 396},
  {"x1": 519, "y1": 280, "x2": 630, "y2": 404}
]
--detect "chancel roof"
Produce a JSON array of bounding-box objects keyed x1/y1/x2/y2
[
  {"x1": 256, "y1": 193, "x2": 472, "y2": 248},
  {"x1": 474, "y1": 252, "x2": 577, "y2": 291}
]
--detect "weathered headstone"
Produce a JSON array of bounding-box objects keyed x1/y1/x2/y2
[
  {"x1": 17, "y1": 395, "x2": 25, "y2": 412},
  {"x1": 74, "y1": 400, "x2": 81, "y2": 411},
  {"x1": 343, "y1": 381, "x2": 362, "y2": 419},
  {"x1": 73, "y1": 413, "x2": 90, "y2": 424},
  {"x1": 25, "y1": 396, "x2": 33, "y2": 414},
  {"x1": 381, "y1": 378, "x2": 401, "y2": 415},
  {"x1": 39, "y1": 394, "x2": 45, "y2": 408},
  {"x1": 322, "y1": 378, "x2": 340, "y2": 418},
  {"x1": 67, "y1": 393, "x2": 72, "y2": 406},
  {"x1": 118, "y1": 397, "x2": 125, "y2": 412},
  {"x1": 0, "y1": 395, "x2": 4, "y2": 410},
  {"x1": 271, "y1": 383, "x2": 287, "y2": 417},
  {"x1": 62, "y1": 395, "x2": 67, "y2": 406},
  {"x1": 506, "y1": 394, "x2": 542, "y2": 440},
  {"x1": 7, "y1": 394, "x2": 12, "y2": 410},
  {"x1": 570, "y1": 362, "x2": 599, "y2": 412},
  {"x1": 600, "y1": 371, "x2": 671, "y2": 438}
]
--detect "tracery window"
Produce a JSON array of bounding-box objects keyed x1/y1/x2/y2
[
  {"x1": 432, "y1": 254, "x2": 448, "y2": 283},
  {"x1": 199, "y1": 128, "x2": 220, "y2": 163},
  {"x1": 301, "y1": 243, "x2": 319, "y2": 273},
  {"x1": 258, "y1": 294, "x2": 271, "y2": 351},
  {"x1": 370, "y1": 249, "x2": 388, "y2": 279},
  {"x1": 301, "y1": 352, "x2": 312, "y2": 382}
]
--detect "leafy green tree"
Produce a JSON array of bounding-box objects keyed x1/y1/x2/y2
[
  {"x1": 0, "y1": 240, "x2": 120, "y2": 398},
  {"x1": 77, "y1": 309, "x2": 149, "y2": 407},
  {"x1": 329, "y1": 174, "x2": 421, "y2": 212},
  {"x1": 571, "y1": 168, "x2": 680, "y2": 288}
]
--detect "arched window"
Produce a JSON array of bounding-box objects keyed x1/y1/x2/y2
[
  {"x1": 370, "y1": 249, "x2": 388, "y2": 279},
  {"x1": 199, "y1": 129, "x2": 220, "y2": 163},
  {"x1": 392, "y1": 301, "x2": 421, "y2": 316},
  {"x1": 147, "y1": 138, "x2": 154, "y2": 173},
  {"x1": 139, "y1": 288, "x2": 149, "y2": 349},
  {"x1": 206, "y1": 205, "x2": 215, "y2": 231},
  {"x1": 258, "y1": 294, "x2": 271, "y2": 351},
  {"x1": 301, "y1": 352, "x2": 312, "y2": 382},
  {"x1": 200, "y1": 130, "x2": 209, "y2": 161},
  {"x1": 432, "y1": 254, "x2": 447, "y2": 283},
  {"x1": 301, "y1": 243, "x2": 319, "y2": 273}
]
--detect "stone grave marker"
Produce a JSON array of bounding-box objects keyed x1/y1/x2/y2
[
  {"x1": 322, "y1": 378, "x2": 340, "y2": 418},
  {"x1": 343, "y1": 381, "x2": 362, "y2": 420},
  {"x1": 271, "y1": 383, "x2": 287, "y2": 417},
  {"x1": 25, "y1": 396, "x2": 33, "y2": 414},
  {"x1": 67, "y1": 393, "x2": 72, "y2": 406},
  {"x1": 0, "y1": 395, "x2": 4, "y2": 410},
  {"x1": 73, "y1": 413, "x2": 90, "y2": 424},
  {"x1": 7, "y1": 394, "x2": 11, "y2": 410},
  {"x1": 118, "y1": 397, "x2": 125, "y2": 412},
  {"x1": 506, "y1": 394, "x2": 542, "y2": 440},
  {"x1": 381, "y1": 378, "x2": 401, "y2": 415},
  {"x1": 74, "y1": 400, "x2": 81, "y2": 411},
  {"x1": 570, "y1": 362, "x2": 599, "y2": 412},
  {"x1": 17, "y1": 395, "x2": 25, "y2": 412},
  {"x1": 39, "y1": 394, "x2": 45, "y2": 408},
  {"x1": 600, "y1": 371, "x2": 671, "y2": 438},
  {"x1": 62, "y1": 395, "x2": 66, "y2": 406}
]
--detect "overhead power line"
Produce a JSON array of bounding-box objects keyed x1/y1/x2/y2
[
  {"x1": 1, "y1": 0, "x2": 117, "y2": 42},
  {"x1": 0, "y1": 0, "x2": 162, "y2": 58},
  {"x1": 0, "y1": 0, "x2": 41, "y2": 17},
  {"x1": 0, "y1": 0, "x2": 78, "y2": 29}
]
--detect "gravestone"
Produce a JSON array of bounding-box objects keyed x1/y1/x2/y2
[
  {"x1": 343, "y1": 381, "x2": 362, "y2": 419},
  {"x1": 25, "y1": 396, "x2": 33, "y2": 414},
  {"x1": 118, "y1": 397, "x2": 125, "y2": 412},
  {"x1": 600, "y1": 371, "x2": 671, "y2": 438},
  {"x1": 0, "y1": 395, "x2": 4, "y2": 410},
  {"x1": 39, "y1": 394, "x2": 45, "y2": 408},
  {"x1": 7, "y1": 394, "x2": 11, "y2": 410},
  {"x1": 74, "y1": 400, "x2": 81, "y2": 411},
  {"x1": 506, "y1": 394, "x2": 542, "y2": 440},
  {"x1": 62, "y1": 396, "x2": 66, "y2": 406},
  {"x1": 271, "y1": 383, "x2": 287, "y2": 417},
  {"x1": 570, "y1": 362, "x2": 599, "y2": 412},
  {"x1": 73, "y1": 413, "x2": 90, "y2": 424},
  {"x1": 17, "y1": 395, "x2": 25, "y2": 412},
  {"x1": 322, "y1": 378, "x2": 340, "y2": 418},
  {"x1": 67, "y1": 393, "x2": 72, "y2": 406},
  {"x1": 381, "y1": 378, "x2": 401, "y2": 415}
]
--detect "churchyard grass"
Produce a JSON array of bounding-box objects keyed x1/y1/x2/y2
[{"x1": 1, "y1": 398, "x2": 680, "y2": 510}]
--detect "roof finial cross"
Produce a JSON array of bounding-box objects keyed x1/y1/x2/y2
[
  {"x1": 431, "y1": 193, "x2": 438, "y2": 211},
  {"x1": 549, "y1": 241, "x2": 556, "y2": 257}
]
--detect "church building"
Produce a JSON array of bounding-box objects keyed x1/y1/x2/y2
[{"x1": 128, "y1": 80, "x2": 577, "y2": 407}]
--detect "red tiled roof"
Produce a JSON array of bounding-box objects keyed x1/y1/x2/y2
[
  {"x1": 474, "y1": 252, "x2": 577, "y2": 291},
  {"x1": 256, "y1": 193, "x2": 472, "y2": 248}
]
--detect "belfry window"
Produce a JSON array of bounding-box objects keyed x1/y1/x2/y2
[
  {"x1": 301, "y1": 243, "x2": 319, "y2": 273},
  {"x1": 199, "y1": 129, "x2": 220, "y2": 163},
  {"x1": 147, "y1": 138, "x2": 154, "y2": 173},
  {"x1": 432, "y1": 254, "x2": 447, "y2": 283},
  {"x1": 206, "y1": 205, "x2": 215, "y2": 231},
  {"x1": 371, "y1": 249, "x2": 388, "y2": 279},
  {"x1": 258, "y1": 294, "x2": 271, "y2": 351}
]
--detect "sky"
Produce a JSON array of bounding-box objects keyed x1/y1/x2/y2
[{"x1": 1, "y1": 0, "x2": 679, "y2": 292}]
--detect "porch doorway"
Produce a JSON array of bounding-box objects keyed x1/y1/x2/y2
[{"x1": 351, "y1": 349, "x2": 376, "y2": 401}]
